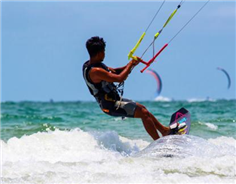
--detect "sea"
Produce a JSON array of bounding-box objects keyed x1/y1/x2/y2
[{"x1": 1, "y1": 99, "x2": 236, "y2": 184}]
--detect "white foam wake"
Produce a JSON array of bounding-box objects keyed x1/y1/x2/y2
[{"x1": 1, "y1": 129, "x2": 235, "y2": 184}]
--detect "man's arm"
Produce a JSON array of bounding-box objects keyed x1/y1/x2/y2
[
  {"x1": 108, "y1": 65, "x2": 127, "y2": 74},
  {"x1": 109, "y1": 57, "x2": 141, "y2": 74},
  {"x1": 89, "y1": 59, "x2": 139, "y2": 83}
]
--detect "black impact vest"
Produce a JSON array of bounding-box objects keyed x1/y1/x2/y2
[{"x1": 82, "y1": 61, "x2": 120, "y2": 102}]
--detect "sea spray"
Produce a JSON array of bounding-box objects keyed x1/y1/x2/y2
[
  {"x1": 1, "y1": 129, "x2": 236, "y2": 183},
  {"x1": 1, "y1": 100, "x2": 236, "y2": 183}
]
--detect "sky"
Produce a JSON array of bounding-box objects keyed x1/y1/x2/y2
[{"x1": 1, "y1": 0, "x2": 235, "y2": 102}]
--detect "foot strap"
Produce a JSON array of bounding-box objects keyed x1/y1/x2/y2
[{"x1": 169, "y1": 122, "x2": 186, "y2": 135}]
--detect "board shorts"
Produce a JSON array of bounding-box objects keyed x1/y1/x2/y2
[{"x1": 99, "y1": 98, "x2": 137, "y2": 118}]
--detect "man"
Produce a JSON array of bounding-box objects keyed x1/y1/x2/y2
[{"x1": 83, "y1": 36, "x2": 171, "y2": 140}]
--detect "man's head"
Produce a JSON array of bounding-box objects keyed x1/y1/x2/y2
[{"x1": 86, "y1": 36, "x2": 106, "y2": 61}]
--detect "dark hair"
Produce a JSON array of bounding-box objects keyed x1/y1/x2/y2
[{"x1": 86, "y1": 36, "x2": 106, "y2": 57}]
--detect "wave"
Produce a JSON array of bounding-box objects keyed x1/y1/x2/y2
[
  {"x1": 153, "y1": 97, "x2": 219, "y2": 102},
  {"x1": 1, "y1": 129, "x2": 236, "y2": 184},
  {"x1": 135, "y1": 135, "x2": 235, "y2": 158},
  {"x1": 1, "y1": 129, "x2": 147, "y2": 164},
  {"x1": 154, "y1": 96, "x2": 172, "y2": 102},
  {"x1": 198, "y1": 122, "x2": 218, "y2": 131},
  {"x1": 187, "y1": 97, "x2": 216, "y2": 102}
]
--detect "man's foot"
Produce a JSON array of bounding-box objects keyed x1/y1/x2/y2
[
  {"x1": 162, "y1": 127, "x2": 171, "y2": 136},
  {"x1": 169, "y1": 122, "x2": 187, "y2": 135}
]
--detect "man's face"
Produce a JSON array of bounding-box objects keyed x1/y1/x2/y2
[{"x1": 98, "y1": 50, "x2": 105, "y2": 62}]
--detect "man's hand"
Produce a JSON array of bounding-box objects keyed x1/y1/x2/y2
[{"x1": 130, "y1": 56, "x2": 141, "y2": 66}]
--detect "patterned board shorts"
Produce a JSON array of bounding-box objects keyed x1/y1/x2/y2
[{"x1": 100, "y1": 98, "x2": 137, "y2": 118}]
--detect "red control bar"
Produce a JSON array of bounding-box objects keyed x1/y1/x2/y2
[{"x1": 140, "y1": 43, "x2": 168, "y2": 73}]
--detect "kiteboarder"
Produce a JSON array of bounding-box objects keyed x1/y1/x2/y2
[{"x1": 83, "y1": 36, "x2": 171, "y2": 140}]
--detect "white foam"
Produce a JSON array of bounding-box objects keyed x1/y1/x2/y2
[
  {"x1": 199, "y1": 122, "x2": 218, "y2": 131},
  {"x1": 154, "y1": 96, "x2": 172, "y2": 102},
  {"x1": 91, "y1": 130, "x2": 141, "y2": 156},
  {"x1": 187, "y1": 98, "x2": 216, "y2": 102},
  {"x1": 208, "y1": 136, "x2": 236, "y2": 148},
  {"x1": 1, "y1": 129, "x2": 235, "y2": 183},
  {"x1": 205, "y1": 123, "x2": 218, "y2": 131}
]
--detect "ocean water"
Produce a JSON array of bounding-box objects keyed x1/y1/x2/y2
[{"x1": 1, "y1": 100, "x2": 236, "y2": 183}]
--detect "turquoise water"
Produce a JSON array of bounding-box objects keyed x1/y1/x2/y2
[
  {"x1": 1, "y1": 100, "x2": 236, "y2": 183},
  {"x1": 1, "y1": 100, "x2": 236, "y2": 141}
]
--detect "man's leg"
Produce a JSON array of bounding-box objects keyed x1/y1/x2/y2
[
  {"x1": 134, "y1": 104, "x2": 160, "y2": 140},
  {"x1": 110, "y1": 99, "x2": 169, "y2": 140},
  {"x1": 148, "y1": 113, "x2": 170, "y2": 136},
  {"x1": 135, "y1": 103, "x2": 170, "y2": 137}
]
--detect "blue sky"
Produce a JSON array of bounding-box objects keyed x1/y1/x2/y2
[{"x1": 1, "y1": 1, "x2": 235, "y2": 102}]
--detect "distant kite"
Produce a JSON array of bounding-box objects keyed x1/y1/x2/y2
[
  {"x1": 146, "y1": 69, "x2": 162, "y2": 96},
  {"x1": 217, "y1": 67, "x2": 231, "y2": 89}
]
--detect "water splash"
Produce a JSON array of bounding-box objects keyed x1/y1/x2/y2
[{"x1": 135, "y1": 135, "x2": 235, "y2": 158}]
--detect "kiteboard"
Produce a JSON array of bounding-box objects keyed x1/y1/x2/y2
[{"x1": 169, "y1": 107, "x2": 191, "y2": 135}]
